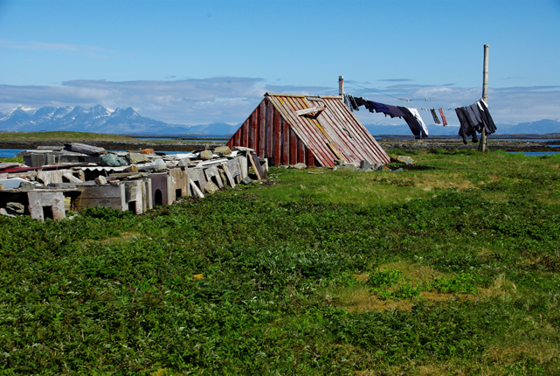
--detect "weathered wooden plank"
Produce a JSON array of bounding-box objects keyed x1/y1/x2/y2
[
  {"x1": 289, "y1": 128, "x2": 298, "y2": 165},
  {"x1": 63, "y1": 172, "x2": 83, "y2": 184},
  {"x1": 144, "y1": 178, "x2": 153, "y2": 208},
  {"x1": 37, "y1": 170, "x2": 67, "y2": 185},
  {"x1": 297, "y1": 138, "x2": 305, "y2": 164},
  {"x1": 258, "y1": 100, "x2": 266, "y2": 157},
  {"x1": 65, "y1": 143, "x2": 106, "y2": 155},
  {"x1": 266, "y1": 99, "x2": 274, "y2": 159},
  {"x1": 250, "y1": 103, "x2": 259, "y2": 151},
  {"x1": 187, "y1": 168, "x2": 207, "y2": 193},
  {"x1": 249, "y1": 154, "x2": 263, "y2": 180},
  {"x1": 221, "y1": 163, "x2": 236, "y2": 188},
  {"x1": 0, "y1": 163, "x2": 22, "y2": 170},
  {"x1": 307, "y1": 148, "x2": 316, "y2": 167},
  {"x1": 75, "y1": 184, "x2": 126, "y2": 211},
  {"x1": 204, "y1": 165, "x2": 224, "y2": 188},
  {"x1": 273, "y1": 108, "x2": 282, "y2": 165},
  {"x1": 226, "y1": 158, "x2": 242, "y2": 183},
  {"x1": 169, "y1": 167, "x2": 188, "y2": 198},
  {"x1": 282, "y1": 118, "x2": 290, "y2": 165},
  {"x1": 189, "y1": 178, "x2": 204, "y2": 198},
  {"x1": 167, "y1": 176, "x2": 174, "y2": 205},
  {"x1": 295, "y1": 106, "x2": 326, "y2": 116},
  {"x1": 242, "y1": 118, "x2": 250, "y2": 147}
]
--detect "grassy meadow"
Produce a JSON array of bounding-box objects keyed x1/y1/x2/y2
[{"x1": 1, "y1": 149, "x2": 560, "y2": 374}]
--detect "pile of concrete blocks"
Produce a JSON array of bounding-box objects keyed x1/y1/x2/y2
[{"x1": 0, "y1": 143, "x2": 267, "y2": 221}]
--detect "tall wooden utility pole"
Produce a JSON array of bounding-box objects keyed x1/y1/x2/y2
[
  {"x1": 479, "y1": 44, "x2": 489, "y2": 152},
  {"x1": 339, "y1": 76, "x2": 344, "y2": 96}
]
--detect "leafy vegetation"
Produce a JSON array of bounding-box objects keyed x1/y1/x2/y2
[
  {"x1": 0, "y1": 156, "x2": 24, "y2": 163},
  {"x1": 1, "y1": 150, "x2": 559, "y2": 374}
]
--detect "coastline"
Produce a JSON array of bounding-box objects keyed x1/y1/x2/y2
[{"x1": 1, "y1": 138, "x2": 558, "y2": 153}]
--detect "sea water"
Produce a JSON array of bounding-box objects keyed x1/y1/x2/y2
[{"x1": 0, "y1": 149, "x2": 198, "y2": 159}]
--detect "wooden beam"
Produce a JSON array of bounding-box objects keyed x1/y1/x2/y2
[
  {"x1": 295, "y1": 106, "x2": 326, "y2": 116},
  {"x1": 249, "y1": 153, "x2": 262, "y2": 180},
  {"x1": 221, "y1": 163, "x2": 236, "y2": 188},
  {"x1": 189, "y1": 178, "x2": 204, "y2": 198},
  {"x1": 65, "y1": 142, "x2": 106, "y2": 155}
]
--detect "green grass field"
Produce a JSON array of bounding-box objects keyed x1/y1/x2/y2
[{"x1": 1, "y1": 150, "x2": 559, "y2": 374}]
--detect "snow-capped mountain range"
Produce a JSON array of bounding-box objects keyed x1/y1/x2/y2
[
  {"x1": 0, "y1": 105, "x2": 559, "y2": 136},
  {"x1": 0, "y1": 105, "x2": 240, "y2": 136}
]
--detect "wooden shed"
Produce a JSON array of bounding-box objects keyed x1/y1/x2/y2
[{"x1": 226, "y1": 93, "x2": 390, "y2": 167}]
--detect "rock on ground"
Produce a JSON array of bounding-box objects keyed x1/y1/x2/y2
[
  {"x1": 393, "y1": 155, "x2": 415, "y2": 165},
  {"x1": 199, "y1": 150, "x2": 213, "y2": 160},
  {"x1": 126, "y1": 153, "x2": 149, "y2": 164},
  {"x1": 178, "y1": 158, "x2": 191, "y2": 167},
  {"x1": 292, "y1": 163, "x2": 307, "y2": 170},
  {"x1": 214, "y1": 146, "x2": 232, "y2": 156},
  {"x1": 204, "y1": 181, "x2": 219, "y2": 194},
  {"x1": 152, "y1": 159, "x2": 167, "y2": 172},
  {"x1": 100, "y1": 154, "x2": 128, "y2": 167}
]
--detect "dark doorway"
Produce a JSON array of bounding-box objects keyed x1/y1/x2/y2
[
  {"x1": 42, "y1": 206, "x2": 54, "y2": 220},
  {"x1": 128, "y1": 201, "x2": 137, "y2": 214},
  {"x1": 154, "y1": 189, "x2": 163, "y2": 206}
]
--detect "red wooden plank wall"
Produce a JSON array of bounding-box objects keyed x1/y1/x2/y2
[
  {"x1": 273, "y1": 109, "x2": 281, "y2": 165},
  {"x1": 266, "y1": 100, "x2": 273, "y2": 159},
  {"x1": 227, "y1": 97, "x2": 317, "y2": 167}
]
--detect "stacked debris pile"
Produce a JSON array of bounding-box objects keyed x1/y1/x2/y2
[{"x1": 0, "y1": 143, "x2": 267, "y2": 222}]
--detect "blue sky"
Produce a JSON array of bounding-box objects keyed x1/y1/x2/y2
[{"x1": 1, "y1": 0, "x2": 559, "y2": 127}]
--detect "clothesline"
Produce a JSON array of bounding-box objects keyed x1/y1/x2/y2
[
  {"x1": 343, "y1": 94, "x2": 497, "y2": 144},
  {"x1": 345, "y1": 80, "x2": 479, "y2": 103}
]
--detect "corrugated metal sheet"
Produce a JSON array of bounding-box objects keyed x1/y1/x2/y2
[{"x1": 227, "y1": 93, "x2": 390, "y2": 167}]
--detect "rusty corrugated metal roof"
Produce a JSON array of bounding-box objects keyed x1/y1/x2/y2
[{"x1": 265, "y1": 93, "x2": 390, "y2": 167}]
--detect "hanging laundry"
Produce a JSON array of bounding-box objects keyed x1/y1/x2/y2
[
  {"x1": 352, "y1": 97, "x2": 402, "y2": 118},
  {"x1": 344, "y1": 94, "x2": 359, "y2": 112},
  {"x1": 398, "y1": 107, "x2": 428, "y2": 139},
  {"x1": 408, "y1": 108, "x2": 429, "y2": 138},
  {"x1": 455, "y1": 107, "x2": 478, "y2": 144},
  {"x1": 385, "y1": 105, "x2": 406, "y2": 118},
  {"x1": 430, "y1": 109, "x2": 441, "y2": 124},
  {"x1": 455, "y1": 99, "x2": 497, "y2": 144},
  {"x1": 478, "y1": 100, "x2": 497, "y2": 135},
  {"x1": 368, "y1": 100, "x2": 393, "y2": 116},
  {"x1": 465, "y1": 104, "x2": 483, "y2": 133},
  {"x1": 354, "y1": 97, "x2": 370, "y2": 111},
  {"x1": 438, "y1": 108, "x2": 447, "y2": 126}
]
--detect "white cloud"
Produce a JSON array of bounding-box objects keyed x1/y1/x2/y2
[{"x1": 0, "y1": 78, "x2": 559, "y2": 125}]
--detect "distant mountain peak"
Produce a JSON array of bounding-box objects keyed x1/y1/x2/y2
[
  {"x1": 112, "y1": 107, "x2": 140, "y2": 118},
  {"x1": 0, "y1": 104, "x2": 239, "y2": 136}
]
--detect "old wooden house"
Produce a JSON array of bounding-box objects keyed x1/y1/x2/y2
[{"x1": 226, "y1": 92, "x2": 390, "y2": 167}]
